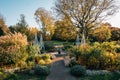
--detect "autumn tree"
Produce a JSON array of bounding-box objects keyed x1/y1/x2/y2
[
  {"x1": 9, "y1": 14, "x2": 28, "y2": 34},
  {"x1": 54, "y1": 17, "x2": 76, "y2": 41},
  {"x1": 0, "y1": 14, "x2": 9, "y2": 36},
  {"x1": 110, "y1": 27, "x2": 120, "y2": 41},
  {"x1": 27, "y1": 27, "x2": 39, "y2": 42},
  {"x1": 35, "y1": 7, "x2": 56, "y2": 41},
  {"x1": 92, "y1": 23, "x2": 111, "y2": 42},
  {"x1": 54, "y1": 0, "x2": 118, "y2": 40}
]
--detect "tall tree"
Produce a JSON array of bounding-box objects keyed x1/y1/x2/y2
[
  {"x1": 54, "y1": 17, "x2": 76, "y2": 41},
  {"x1": 35, "y1": 8, "x2": 55, "y2": 41},
  {"x1": 110, "y1": 27, "x2": 120, "y2": 41},
  {"x1": 54, "y1": 0, "x2": 118, "y2": 40},
  {"x1": 0, "y1": 14, "x2": 9, "y2": 36},
  {"x1": 92, "y1": 23, "x2": 111, "y2": 42},
  {"x1": 9, "y1": 14, "x2": 28, "y2": 34}
]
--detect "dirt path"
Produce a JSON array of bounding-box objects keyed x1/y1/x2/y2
[{"x1": 46, "y1": 55, "x2": 76, "y2": 80}]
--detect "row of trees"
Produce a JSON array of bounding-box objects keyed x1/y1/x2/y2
[
  {"x1": 0, "y1": 13, "x2": 120, "y2": 43},
  {"x1": 0, "y1": 0, "x2": 120, "y2": 42}
]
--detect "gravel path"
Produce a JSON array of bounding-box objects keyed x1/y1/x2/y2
[{"x1": 46, "y1": 56, "x2": 76, "y2": 80}]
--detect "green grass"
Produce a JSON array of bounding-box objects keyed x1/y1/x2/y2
[{"x1": 45, "y1": 40, "x2": 74, "y2": 45}]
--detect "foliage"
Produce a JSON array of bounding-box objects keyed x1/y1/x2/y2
[
  {"x1": 27, "y1": 27, "x2": 39, "y2": 42},
  {"x1": 53, "y1": 17, "x2": 76, "y2": 41},
  {"x1": 69, "y1": 60, "x2": 78, "y2": 67},
  {"x1": 35, "y1": 7, "x2": 56, "y2": 41},
  {"x1": 9, "y1": 14, "x2": 28, "y2": 34},
  {"x1": 110, "y1": 27, "x2": 120, "y2": 41},
  {"x1": 35, "y1": 54, "x2": 51, "y2": 65},
  {"x1": 54, "y1": 0, "x2": 118, "y2": 39},
  {"x1": 72, "y1": 42, "x2": 120, "y2": 70},
  {"x1": 34, "y1": 66, "x2": 50, "y2": 76},
  {"x1": 70, "y1": 65, "x2": 86, "y2": 77},
  {"x1": 9, "y1": 14, "x2": 37, "y2": 42},
  {"x1": 0, "y1": 33, "x2": 28, "y2": 66},
  {"x1": 92, "y1": 23, "x2": 111, "y2": 42},
  {"x1": 41, "y1": 54, "x2": 51, "y2": 60},
  {"x1": 26, "y1": 45, "x2": 40, "y2": 62},
  {"x1": 101, "y1": 42, "x2": 116, "y2": 53},
  {"x1": 2, "y1": 70, "x2": 46, "y2": 80},
  {"x1": 79, "y1": 72, "x2": 120, "y2": 80},
  {"x1": 116, "y1": 47, "x2": 120, "y2": 53},
  {"x1": 4, "y1": 73, "x2": 18, "y2": 80},
  {"x1": 0, "y1": 14, "x2": 9, "y2": 36},
  {"x1": 44, "y1": 41, "x2": 55, "y2": 52}
]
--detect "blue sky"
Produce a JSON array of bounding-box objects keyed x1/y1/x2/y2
[
  {"x1": 0, "y1": 0, "x2": 55, "y2": 28},
  {"x1": 0, "y1": 0, "x2": 120, "y2": 28}
]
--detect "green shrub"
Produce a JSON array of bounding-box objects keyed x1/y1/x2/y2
[
  {"x1": 34, "y1": 66, "x2": 50, "y2": 76},
  {"x1": 69, "y1": 60, "x2": 78, "y2": 67},
  {"x1": 4, "y1": 74, "x2": 18, "y2": 80},
  {"x1": 70, "y1": 65, "x2": 86, "y2": 77},
  {"x1": 26, "y1": 45, "x2": 40, "y2": 62}
]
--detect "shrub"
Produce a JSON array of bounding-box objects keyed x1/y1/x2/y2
[
  {"x1": 0, "y1": 33, "x2": 28, "y2": 66},
  {"x1": 4, "y1": 74, "x2": 18, "y2": 80},
  {"x1": 45, "y1": 59, "x2": 52, "y2": 64},
  {"x1": 101, "y1": 42, "x2": 116, "y2": 53},
  {"x1": 73, "y1": 42, "x2": 120, "y2": 70},
  {"x1": 70, "y1": 65, "x2": 86, "y2": 77},
  {"x1": 34, "y1": 54, "x2": 52, "y2": 65},
  {"x1": 34, "y1": 66, "x2": 50, "y2": 76},
  {"x1": 69, "y1": 60, "x2": 78, "y2": 67},
  {"x1": 27, "y1": 61, "x2": 34, "y2": 68},
  {"x1": 78, "y1": 44, "x2": 91, "y2": 55},
  {"x1": 41, "y1": 54, "x2": 51, "y2": 60},
  {"x1": 38, "y1": 59, "x2": 45, "y2": 65},
  {"x1": 26, "y1": 45, "x2": 40, "y2": 62}
]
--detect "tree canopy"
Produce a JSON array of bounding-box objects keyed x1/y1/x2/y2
[
  {"x1": 35, "y1": 7, "x2": 56, "y2": 40},
  {"x1": 54, "y1": 0, "x2": 118, "y2": 39},
  {"x1": 0, "y1": 14, "x2": 9, "y2": 36}
]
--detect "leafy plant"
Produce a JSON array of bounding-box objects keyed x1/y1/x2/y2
[
  {"x1": 34, "y1": 66, "x2": 50, "y2": 76},
  {"x1": 70, "y1": 65, "x2": 86, "y2": 77},
  {"x1": 0, "y1": 33, "x2": 28, "y2": 66}
]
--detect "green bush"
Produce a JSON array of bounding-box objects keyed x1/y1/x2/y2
[
  {"x1": 26, "y1": 45, "x2": 40, "y2": 62},
  {"x1": 69, "y1": 60, "x2": 78, "y2": 67},
  {"x1": 70, "y1": 65, "x2": 86, "y2": 77},
  {"x1": 4, "y1": 74, "x2": 18, "y2": 80},
  {"x1": 34, "y1": 66, "x2": 50, "y2": 76}
]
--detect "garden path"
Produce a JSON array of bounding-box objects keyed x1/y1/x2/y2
[{"x1": 46, "y1": 54, "x2": 76, "y2": 80}]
